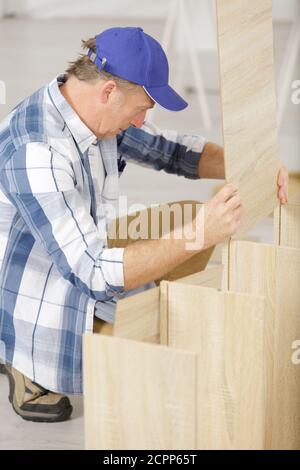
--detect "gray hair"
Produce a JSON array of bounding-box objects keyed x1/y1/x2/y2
[{"x1": 65, "y1": 37, "x2": 139, "y2": 91}]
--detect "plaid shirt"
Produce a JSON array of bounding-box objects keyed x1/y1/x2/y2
[{"x1": 0, "y1": 75, "x2": 206, "y2": 394}]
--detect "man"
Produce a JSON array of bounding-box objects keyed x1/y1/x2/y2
[{"x1": 0, "y1": 27, "x2": 288, "y2": 422}]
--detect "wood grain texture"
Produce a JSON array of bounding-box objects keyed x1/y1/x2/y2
[
  {"x1": 272, "y1": 247, "x2": 300, "y2": 449},
  {"x1": 93, "y1": 287, "x2": 160, "y2": 343},
  {"x1": 289, "y1": 173, "x2": 300, "y2": 204},
  {"x1": 167, "y1": 283, "x2": 265, "y2": 450},
  {"x1": 291, "y1": 191, "x2": 300, "y2": 204},
  {"x1": 114, "y1": 287, "x2": 160, "y2": 343},
  {"x1": 159, "y1": 281, "x2": 169, "y2": 346},
  {"x1": 274, "y1": 204, "x2": 300, "y2": 249},
  {"x1": 224, "y1": 240, "x2": 300, "y2": 449},
  {"x1": 273, "y1": 206, "x2": 280, "y2": 246},
  {"x1": 224, "y1": 240, "x2": 275, "y2": 447},
  {"x1": 216, "y1": 0, "x2": 279, "y2": 236},
  {"x1": 174, "y1": 265, "x2": 223, "y2": 288},
  {"x1": 83, "y1": 334, "x2": 197, "y2": 450},
  {"x1": 161, "y1": 267, "x2": 223, "y2": 347},
  {"x1": 93, "y1": 318, "x2": 114, "y2": 336},
  {"x1": 155, "y1": 246, "x2": 215, "y2": 283}
]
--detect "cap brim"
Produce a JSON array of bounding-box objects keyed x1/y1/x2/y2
[{"x1": 143, "y1": 85, "x2": 188, "y2": 112}]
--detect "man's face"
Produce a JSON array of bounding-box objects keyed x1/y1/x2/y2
[{"x1": 96, "y1": 83, "x2": 155, "y2": 139}]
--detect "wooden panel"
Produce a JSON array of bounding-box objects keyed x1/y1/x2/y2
[
  {"x1": 216, "y1": 0, "x2": 279, "y2": 235},
  {"x1": 114, "y1": 287, "x2": 160, "y2": 343},
  {"x1": 272, "y1": 204, "x2": 300, "y2": 449},
  {"x1": 155, "y1": 246, "x2": 215, "y2": 284},
  {"x1": 273, "y1": 206, "x2": 280, "y2": 246},
  {"x1": 224, "y1": 240, "x2": 300, "y2": 449},
  {"x1": 167, "y1": 283, "x2": 265, "y2": 450},
  {"x1": 289, "y1": 173, "x2": 300, "y2": 203},
  {"x1": 93, "y1": 318, "x2": 113, "y2": 336},
  {"x1": 291, "y1": 191, "x2": 300, "y2": 204},
  {"x1": 274, "y1": 204, "x2": 300, "y2": 249},
  {"x1": 159, "y1": 281, "x2": 168, "y2": 346},
  {"x1": 161, "y1": 267, "x2": 223, "y2": 346},
  {"x1": 93, "y1": 287, "x2": 160, "y2": 344},
  {"x1": 175, "y1": 265, "x2": 223, "y2": 288},
  {"x1": 83, "y1": 334, "x2": 196, "y2": 450},
  {"x1": 224, "y1": 241, "x2": 275, "y2": 447},
  {"x1": 272, "y1": 248, "x2": 300, "y2": 449}
]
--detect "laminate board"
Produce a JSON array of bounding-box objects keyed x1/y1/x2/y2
[{"x1": 216, "y1": 0, "x2": 279, "y2": 235}]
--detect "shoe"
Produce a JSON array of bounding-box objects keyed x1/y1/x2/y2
[{"x1": 2, "y1": 364, "x2": 73, "y2": 423}]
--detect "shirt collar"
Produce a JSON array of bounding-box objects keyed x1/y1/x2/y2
[{"x1": 48, "y1": 74, "x2": 98, "y2": 154}]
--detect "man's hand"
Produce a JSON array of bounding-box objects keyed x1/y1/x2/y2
[
  {"x1": 203, "y1": 184, "x2": 244, "y2": 249},
  {"x1": 199, "y1": 145, "x2": 289, "y2": 206},
  {"x1": 277, "y1": 161, "x2": 289, "y2": 205}
]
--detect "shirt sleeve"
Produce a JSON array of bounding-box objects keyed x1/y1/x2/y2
[
  {"x1": 117, "y1": 121, "x2": 207, "y2": 179},
  {"x1": 0, "y1": 142, "x2": 124, "y2": 302}
]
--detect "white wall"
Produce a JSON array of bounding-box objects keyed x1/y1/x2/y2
[
  {"x1": 8, "y1": 0, "x2": 217, "y2": 53},
  {"x1": 3, "y1": 0, "x2": 168, "y2": 18},
  {"x1": 273, "y1": 0, "x2": 299, "y2": 21},
  {"x1": 1, "y1": 0, "x2": 23, "y2": 16},
  {"x1": 4, "y1": 0, "x2": 300, "y2": 21}
]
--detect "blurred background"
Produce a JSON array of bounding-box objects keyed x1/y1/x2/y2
[
  {"x1": 0, "y1": 0, "x2": 299, "y2": 213},
  {"x1": 0, "y1": 0, "x2": 299, "y2": 449}
]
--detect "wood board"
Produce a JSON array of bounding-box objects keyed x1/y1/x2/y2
[
  {"x1": 93, "y1": 286, "x2": 160, "y2": 343},
  {"x1": 223, "y1": 240, "x2": 300, "y2": 449},
  {"x1": 167, "y1": 282, "x2": 266, "y2": 450},
  {"x1": 84, "y1": 334, "x2": 197, "y2": 450},
  {"x1": 216, "y1": 0, "x2": 279, "y2": 236},
  {"x1": 159, "y1": 266, "x2": 223, "y2": 346},
  {"x1": 274, "y1": 204, "x2": 300, "y2": 249}
]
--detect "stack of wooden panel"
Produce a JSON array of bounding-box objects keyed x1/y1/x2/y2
[{"x1": 83, "y1": 0, "x2": 300, "y2": 450}]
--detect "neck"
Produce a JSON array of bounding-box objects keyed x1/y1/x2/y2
[{"x1": 59, "y1": 76, "x2": 98, "y2": 135}]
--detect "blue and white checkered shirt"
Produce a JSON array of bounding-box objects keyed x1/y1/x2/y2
[{"x1": 0, "y1": 75, "x2": 206, "y2": 394}]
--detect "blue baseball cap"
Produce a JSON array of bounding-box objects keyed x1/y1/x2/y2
[{"x1": 87, "y1": 27, "x2": 188, "y2": 112}]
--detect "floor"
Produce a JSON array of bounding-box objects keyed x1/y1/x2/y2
[{"x1": 0, "y1": 16, "x2": 299, "y2": 450}]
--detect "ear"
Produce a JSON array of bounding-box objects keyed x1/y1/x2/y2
[{"x1": 98, "y1": 80, "x2": 117, "y2": 104}]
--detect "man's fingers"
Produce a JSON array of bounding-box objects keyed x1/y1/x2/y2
[
  {"x1": 278, "y1": 187, "x2": 288, "y2": 204},
  {"x1": 277, "y1": 164, "x2": 289, "y2": 203},
  {"x1": 233, "y1": 204, "x2": 244, "y2": 222},
  {"x1": 215, "y1": 183, "x2": 238, "y2": 203},
  {"x1": 277, "y1": 168, "x2": 285, "y2": 186},
  {"x1": 226, "y1": 194, "x2": 242, "y2": 210},
  {"x1": 278, "y1": 185, "x2": 287, "y2": 198}
]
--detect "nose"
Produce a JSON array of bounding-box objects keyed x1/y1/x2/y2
[{"x1": 131, "y1": 111, "x2": 147, "y2": 129}]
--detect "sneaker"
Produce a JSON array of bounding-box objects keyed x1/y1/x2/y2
[{"x1": 2, "y1": 364, "x2": 73, "y2": 423}]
